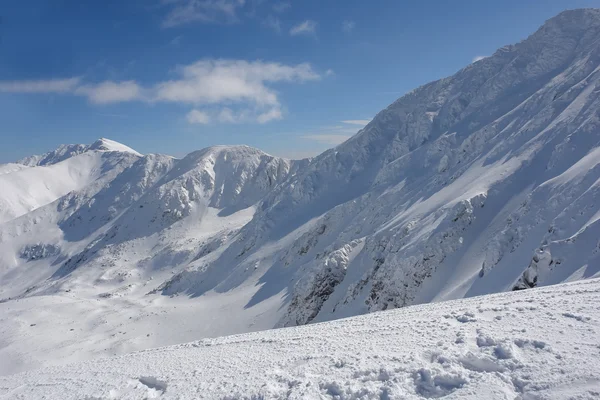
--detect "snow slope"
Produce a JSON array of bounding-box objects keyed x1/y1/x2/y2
[
  {"x1": 0, "y1": 150, "x2": 139, "y2": 223},
  {"x1": 1, "y1": 278, "x2": 599, "y2": 399},
  {"x1": 2, "y1": 8, "x2": 600, "y2": 378}
]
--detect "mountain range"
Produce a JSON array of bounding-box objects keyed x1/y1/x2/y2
[{"x1": 1, "y1": 8, "x2": 600, "y2": 376}]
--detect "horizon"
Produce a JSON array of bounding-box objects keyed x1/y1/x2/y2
[{"x1": 1, "y1": 1, "x2": 599, "y2": 163}]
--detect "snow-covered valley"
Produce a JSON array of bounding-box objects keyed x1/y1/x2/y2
[{"x1": 1, "y1": 9, "x2": 600, "y2": 396}]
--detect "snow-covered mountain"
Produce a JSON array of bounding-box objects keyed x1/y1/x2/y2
[
  {"x1": 0, "y1": 139, "x2": 140, "y2": 224},
  {"x1": 2, "y1": 8, "x2": 600, "y2": 376},
  {"x1": 0, "y1": 138, "x2": 306, "y2": 374},
  {"x1": 17, "y1": 137, "x2": 141, "y2": 167}
]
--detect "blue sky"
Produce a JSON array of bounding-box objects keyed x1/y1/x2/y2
[{"x1": 1, "y1": 0, "x2": 599, "y2": 162}]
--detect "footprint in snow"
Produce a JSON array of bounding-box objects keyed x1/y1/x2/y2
[
  {"x1": 455, "y1": 312, "x2": 477, "y2": 323},
  {"x1": 138, "y1": 376, "x2": 167, "y2": 396},
  {"x1": 562, "y1": 313, "x2": 591, "y2": 322}
]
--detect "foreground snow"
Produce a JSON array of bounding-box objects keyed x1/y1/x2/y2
[{"x1": 2, "y1": 279, "x2": 599, "y2": 399}]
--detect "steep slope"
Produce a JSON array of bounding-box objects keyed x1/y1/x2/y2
[{"x1": 2, "y1": 278, "x2": 599, "y2": 399}]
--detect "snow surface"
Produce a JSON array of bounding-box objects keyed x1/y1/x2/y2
[
  {"x1": 2, "y1": 8, "x2": 600, "y2": 385},
  {"x1": 1, "y1": 278, "x2": 599, "y2": 399},
  {"x1": 0, "y1": 151, "x2": 138, "y2": 223}
]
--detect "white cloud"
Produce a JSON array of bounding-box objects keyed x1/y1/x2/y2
[
  {"x1": 0, "y1": 59, "x2": 323, "y2": 124},
  {"x1": 0, "y1": 78, "x2": 81, "y2": 93},
  {"x1": 272, "y1": 1, "x2": 291, "y2": 13},
  {"x1": 154, "y1": 60, "x2": 319, "y2": 105},
  {"x1": 262, "y1": 15, "x2": 282, "y2": 33},
  {"x1": 271, "y1": 117, "x2": 370, "y2": 158},
  {"x1": 218, "y1": 107, "x2": 237, "y2": 123},
  {"x1": 472, "y1": 55, "x2": 488, "y2": 63},
  {"x1": 257, "y1": 107, "x2": 282, "y2": 123},
  {"x1": 161, "y1": 0, "x2": 246, "y2": 28},
  {"x1": 75, "y1": 81, "x2": 143, "y2": 104},
  {"x1": 300, "y1": 134, "x2": 350, "y2": 145},
  {"x1": 290, "y1": 20, "x2": 317, "y2": 36},
  {"x1": 297, "y1": 119, "x2": 369, "y2": 146},
  {"x1": 186, "y1": 109, "x2": 211, "y2": 124},
  {"x1": 342, "y1": 119, "x2": 370, "y2": 126},
  {"x1": 0, "y1": 78, "x2": 141, "y2": 104},
  {"x1": 215, "y1": 107, "x2": 274, "y2": 124},
  {"x1": 170, "y1": 35, "x2": 183, "y2": 46},
  {"x1": 342, "y1": 20, "x2": 355, "y2": 33},
  {"x1": 191, "y1": 106, "x2": 283, "y2": 125}
]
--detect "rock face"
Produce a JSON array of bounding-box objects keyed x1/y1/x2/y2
[{"x1": 2, "y1": 8, "x2": 600, "y2": 371}]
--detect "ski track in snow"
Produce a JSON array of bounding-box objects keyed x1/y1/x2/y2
[{"x1": 1, "y1": 279, "x2": 599, "y2": 399}]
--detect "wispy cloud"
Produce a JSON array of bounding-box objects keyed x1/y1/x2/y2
[
  {"x1": 472, "y1": 55, "x2": 488, "y2": 63},
  {"x1": 297, "y1": 119, "x2": 370, "y2": 146},
  {"x1": 0, "y1": 78, "x2": 143, "y2": 104},
  {"x1": 191, "y1": 105, "x2": 284, "y2": 125},
  {"x1": 170, "y1": 35, "x2": 183, "y2": 46},
  {"x1": 161, "y1": 0, "x2": 246, "y2": 28},
  {"x1": 97, "y1": 113, "x2": 128, "y2": 118},
  {"x1": 158, "y1": 0, "x2": 293, "y2": 28},
  {"x1": 186, "y1": 109, "x2": 211, "y2": 124},
  {"x1": 272, "y1": 1, "x2": 291, "y2": 13},
  {"x1": 342, "y1": 20, "x2": 355, "y2": 33},
  {"x1": 0, "y1": 78, "x2": 81, "y2": 93},
  {"x1": 271, "y1": 118, "x2": 370, "y2": 159},
  {"x1": 75, "y1": 81, "x2": 143, "y2": 104},
  {"x1": 300, "y1": 134, "x2": 350, "y2": 145},
  {"x1": 262, "y1": 15, "x2": 282, "y2": 33},
  {"x1": 290, "y1": 20, "x2": 317, "y2": 36},
  {"x1": 257, "y1": 107, "x2": 283, "y2": 123},
  {"x1": 341, "y1": 119, "x2": 370, "y2": 126},
  {"x1": 0, "y1": 59, "x2": 326, "y2": 125}
]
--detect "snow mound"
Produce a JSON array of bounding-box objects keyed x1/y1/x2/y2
[{"x1": 1, "y1": 279, "x2": 598, "y2": 399}]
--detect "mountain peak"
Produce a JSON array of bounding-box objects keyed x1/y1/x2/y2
[
  {"x1": 88, "y1": 138, "x2": 142, "y2": 157},
  {"x1": 17, "y1": 138, "x2": 142, "y2": 167}
]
